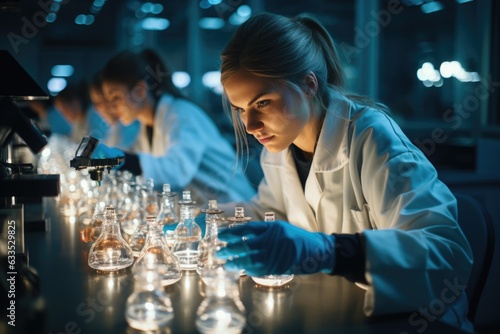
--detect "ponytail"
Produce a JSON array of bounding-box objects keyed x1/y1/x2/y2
[{"x1": 294, "y1": 14, "x2": 345, "y2": 88}]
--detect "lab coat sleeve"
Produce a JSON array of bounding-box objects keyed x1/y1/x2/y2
[
  {"x1": 137, "y1": 100, "x2": 207, "y2": 190},
  {"x1": 353, "y1": 112, "x2": 473, "y2": 317}
]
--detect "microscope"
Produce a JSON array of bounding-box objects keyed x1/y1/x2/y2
[
  {"x1": 0, "y1": 50, "x2": 60, "y2": 240},
  {"x1": 0, "y1": 50, "x2": 57, "y2": 328},
  {"x1": 70, "y1": 135, "x2": 124, "y2": 184}
]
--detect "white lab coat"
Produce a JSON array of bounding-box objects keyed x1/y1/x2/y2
[
  {"x1": 101, "y1": 121, "x2": 140, "y2": 151},
  {"x1": 231, "y1": 90, "x2": 473, "y2": 330},
  {"x1": 134, "y1": 94, "x2": 256, "y2": 204}
]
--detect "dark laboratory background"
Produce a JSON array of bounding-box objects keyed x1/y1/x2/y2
[{"x1": 0, "y1": 0, "x2": 499, "y2": 333}]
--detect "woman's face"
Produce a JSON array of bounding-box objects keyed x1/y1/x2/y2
[
  {"x1": 54, "y1": 98, "x2": 82, "y2": 124},
  {"x1": 89, "y1": 87, "x2": 116, "y2": 125},
  {"x1": 102, "y1": 81, "x2": 143, "y2": 125},
  {"x1": 223, "y1": 70, "x2": 310, "y2": 153}
]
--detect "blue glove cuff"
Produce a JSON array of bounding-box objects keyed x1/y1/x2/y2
[{"x1": 318, "y1": 233, "x2": 336, "y2": 274}]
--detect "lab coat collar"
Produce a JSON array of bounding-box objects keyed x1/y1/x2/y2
[{"x1": 312, "y1": 90, "x2": 352, "y2": 172}]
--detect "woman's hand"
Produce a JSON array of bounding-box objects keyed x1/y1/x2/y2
[
  {"x1": 216, "y1": 221, "x2": 336, "y2": 276},
  {"x1": 91, "y1": 142, "x2": 125, "y2": 159}
]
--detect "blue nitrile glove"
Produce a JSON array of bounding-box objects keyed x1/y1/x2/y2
[
  {"x1": 215, "y1": 221, "x2": 336, "y2": 276},
  {"x1": 91, "y1": 142, "x2": 125, "y2": 169},
  {"x1": 91, "y1": 142, "x2": 124, "y2": 159}
]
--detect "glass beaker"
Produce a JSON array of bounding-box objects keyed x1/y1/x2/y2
[
  {"x1": 195, "y1": 267, "x2": 246, "y2": 334},
  {"x1": 88, "y1": 206, "x2": 134, "y2": 271},
  {"x1": 134, "y1": 216, "x2": 182, "y2": 286},
  {"x1": 156, "y1": 183, "x2": 179, "y2": 248},
  {"x1": 125, "y1": 266, "x2": 174, "y2": 331},
  {"x1": 172, "y1": 190, "x2": 201, "y2": 270},
  {"x1": 251, "y1": 212, "x2": 294, "y2": 287}
]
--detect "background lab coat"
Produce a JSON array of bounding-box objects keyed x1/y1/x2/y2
[
  {"x1": 100, "y1": 120, "x2": 140, "y2": 151},
  {"x1": 134, "y1": 94, "x2": 256, "y2": 204},
  {"x1": 230, "y1": 90, "x2": 473, "y2": 330}
]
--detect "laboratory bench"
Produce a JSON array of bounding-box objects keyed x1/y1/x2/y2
[{"x1": 2, "y1": 197, "x2": 470, "y2": 334}]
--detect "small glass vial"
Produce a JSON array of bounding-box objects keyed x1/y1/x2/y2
[
  {"x1": 251, "y1": 212, "x2": 294, "y2": 287},
  {"x1": 197, "y1": 200, "x2": 225, "y2": 280},
  {"x1": 125, "y1": 267, "x2": 174, "y2": 331},
  {"x1": 134, "y1": 216, "x2": 182, "y2": 286},
  {"x1": 196, "y1": 268, "x2": 246, "y2": 334},
  {"x1": 156, "y1": 184, "x2": 179, "y2": 248},
  {"x1": 172, "y1": 191, "x2": 201, "y2": 270},
  {"x1": 88, "y1": 206, "x2": 134, "y2": 271},
  {"x1": 226, "y1": 207, "x2": 251, "y2": 227}
]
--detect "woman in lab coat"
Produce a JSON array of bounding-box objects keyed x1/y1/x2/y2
[
  {"x1": 215, "y1": 12, "x2": 474, "y2": 331},
  {"x1": 94, "y1": 49, "x2": 256, "y2": 204}
]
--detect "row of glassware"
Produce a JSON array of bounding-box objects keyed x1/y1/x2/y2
[
  {"x1": 36, "y1": 136, "x2": 290, "y2": 332},
  {"x1": 82, "y1": 187, "x2": 293, "y2": 332}
]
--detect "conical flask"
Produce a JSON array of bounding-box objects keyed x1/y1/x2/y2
[
  {"x1": 195, "y1": 268, "x2": 246, "y2": 334},
  {"x1": 172, "y1": 190, "x2": 201, "y2": 270},
  {"x1": 121, "y1": 176, "x2": 143, "y2": 236},
  {"x1": 128, "y1": 215, "x2": 149, "y2": 258},
  {"x1": 251, "y1": 212, "x2": 294, "y2": 287},
  {"x1": 226, "y1": 207, "x2": 252, "y2": 276},
  {"x1": 134, "y1": 216, "x2": 182, "y2": 286},
  {"x1": 141, "y1": 177, "x2": 158, "y2": 217},
  {"x1": 88, "y1": 206, "x2": 134, "y2": 271},
  {"x1": 125, "y1": 266, "x2": 174, "y2": 331},
  {"x1": 156, "y1": 184, "x2": 179, "y2": 248},
  {"x1": 80, "y1": 200, "x2": 106, "y2": 244},
  {"x1": 197, "y1": 199, "x2": 225, "y2": 280}
]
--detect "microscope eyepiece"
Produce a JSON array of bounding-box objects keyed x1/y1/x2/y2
[{"x1": 70, "y1": 136, "x2": 124, "y2": 184}]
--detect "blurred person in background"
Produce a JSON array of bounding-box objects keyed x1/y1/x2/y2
[
  {"x1": 89, "y1": 72, "x2": 140, "y2": 151},
  {"x1": 91, "y1": 49, "x2": 256, "y2": 203},
  {"x1": 27, "y1": 98, "x2": 72, "y2": 137},
  {"x1": 53, "y1": 81, "x2": 108, "y2": 144}
]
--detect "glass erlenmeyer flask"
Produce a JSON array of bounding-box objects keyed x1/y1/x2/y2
[
  {"x1": 172, "y1": 190, "x2": 201, "y2": 270},
  {"x1": 88, "y1": 206, "x2": 134, "y2": 271},
  {"x1": 134, "y1": 216, "x2": 182, "y2": 286},
  {"x1": 226, "y1": 207, "x2": 252, "y2": 276},
  {"x1": 251, "y1": 212, "x2": 294, "y2": 287},
  {"x1": 156, "y1": 184, "x2": 179, "y2": 248},
  {"x1": 195, "y1": 268, "x2": 246, "y2": 334},
  {"x1": 125, "y1": 266, "x2": 174, "y2": 331},
  {"x1": 80, "y1": 200, "x2": 106, "y2": 244},
  {"x1": 128, "y1": 215, "x2": 149, "y2": 258},
  {"x1": 197, "y1": 200, "x2": 225, "y2": 279},
  {"x1": 121, "y1": 176, "x2": 143, "y2": 236},
  {"x1": 141, "y1": 177, "x2": 158, "y2": 217}
]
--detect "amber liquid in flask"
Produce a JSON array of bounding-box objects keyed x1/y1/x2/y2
[{"x1": 88, "y1": 206, "x2": 134, "y2": 271}]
